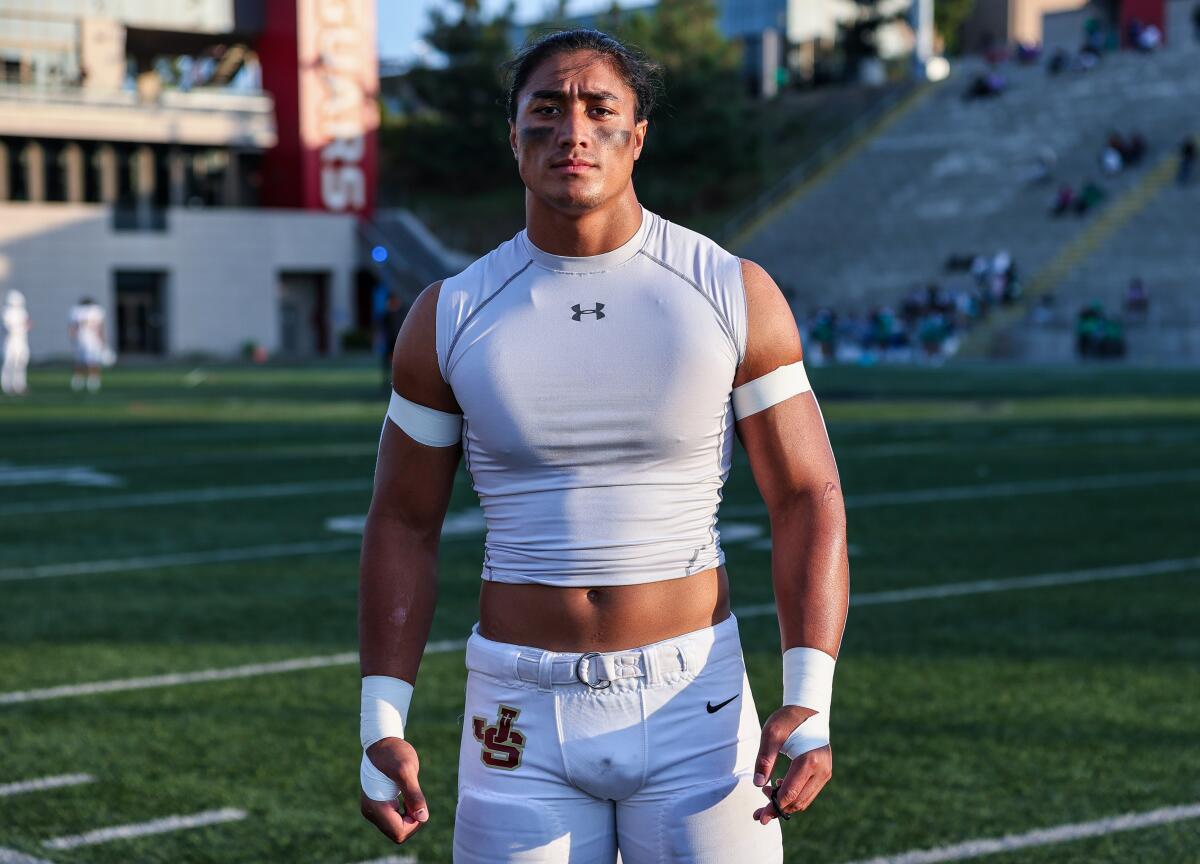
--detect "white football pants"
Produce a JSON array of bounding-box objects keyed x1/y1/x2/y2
[
  {"x1": 454, "y1": 613, "x2": 783, "y2": 863},
  {"x1": 2, "y1": 340, "x2": 28, "y2": 394}
]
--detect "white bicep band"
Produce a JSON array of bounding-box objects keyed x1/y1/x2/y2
[
  {"x1": 731, "y1": 360, "x2": 811, "y2": 420},
  {"x1": 360, "y1": 675, "x2": 414, "y2": 801},
  {"x1": 386, "y1": 390, "x2": 462, "y2": 447},
  {"x1": 780, "y1": 646, "x2": 836, "y2": 759}
]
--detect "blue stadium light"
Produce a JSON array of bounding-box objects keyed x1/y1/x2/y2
[{"x1": 371, "y1": 245, "x2": 388, "y2": 263}]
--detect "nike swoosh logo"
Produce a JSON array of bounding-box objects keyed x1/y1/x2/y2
[{"x1": 706, "y1": 695, "x2": 739, "y2": 713}]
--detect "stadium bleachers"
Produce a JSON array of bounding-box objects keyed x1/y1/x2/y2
[{"x1": 735, "y1": 43, "x2": 1200, "y2": 362}]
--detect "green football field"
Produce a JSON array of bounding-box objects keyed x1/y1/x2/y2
[{"x1": 2, "y1": 362, "x2": 1198, "y2": 864}]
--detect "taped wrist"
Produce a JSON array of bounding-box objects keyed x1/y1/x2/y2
[
  {"x1": 360, "y1": 675, "x2": 413, "y2": 749},
  {"x1": 360, "y1": 676, "x2": 413, "y2": 802},
  {"x1": 780, "y1": 646, "x2": 836, "y2": 759}
]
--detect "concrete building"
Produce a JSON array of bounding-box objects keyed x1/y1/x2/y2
[{"x1": 0, "y1": 0, "x2": 387, "y2": 361}]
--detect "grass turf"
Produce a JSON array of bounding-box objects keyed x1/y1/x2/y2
[{"x1": 1, "y1": 362, "x2": 1198, "y2": 863}]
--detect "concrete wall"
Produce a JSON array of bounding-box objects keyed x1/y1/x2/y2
[
  {"x1": 1166, "y1": 0, "x2": 1200, "y2": 47},
  {"x1": 0, "y1": 203, "x2": 358, "y2": 360}
]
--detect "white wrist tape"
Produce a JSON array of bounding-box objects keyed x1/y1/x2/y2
[
  {"x1": 780, "y1": 646, "x2": 836, "y2": 759},
  {"x1": 386, "y1": 390, "x2": 462, "y2": 447},
  {"x1": 361, "y1": 752, "x2": 399, "y2": 802},
  {"x1": 731, "y1": 360, "x2": 811, "y2": 419},
  {"x1": 360, "y1": 675, "x2": 413, "y2": 750}
]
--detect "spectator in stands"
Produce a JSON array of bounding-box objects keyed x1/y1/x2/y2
[
  {"x1": 1135, "y1": 22, "x2": 1162, "y2": 52},
  {"x1": 964, "y1": 70, "x2": 1006, "y2": 100},
  {"x1": 1047, "y1": 48, "x2": 1070, "y2": 75},
  {"x1": 1125, "y1": 132, "x2": 1147, "y2": 166},
  {"x1": 1074, "y1": 180, "x2": 1106, "y2": 215},
  {"x1": 1076, "y1": 302, "x2": 1106, "y2": 357},
  {"x1": 1031, "y1": 293, "x2": 1057, "y2": 325},
  {"x1": 1051, "y1": 184, "x2": 1075, "y2": 216},
  {"x1": 1101, "y1": 143, "x2": 1123, "y2": 175},
  {"x1": 1124, "y1": 277, "x2": 1150, "y2": 320},
  {"x1": 1179, "y1": 138, "x2": 1197, "y2": 186}
]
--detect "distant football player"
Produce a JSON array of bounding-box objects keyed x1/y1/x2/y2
[
  {"x1": 2, "y1": 290, "x2": 31, "y2": 396},
  {"x1": 69, "y1": 296, "x2": 107, "y2": 392},
  {"x1": 358, "y1": 29, "x2": 849, "y2": 862}
]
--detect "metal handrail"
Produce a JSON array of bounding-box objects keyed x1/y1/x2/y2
[{"x1": 719, "y1": 81, "x2": 918, "y2": 246}]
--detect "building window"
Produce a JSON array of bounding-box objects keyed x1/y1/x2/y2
[{"x1": 114, "y1": 270, "x2": 168, "y2": 355}]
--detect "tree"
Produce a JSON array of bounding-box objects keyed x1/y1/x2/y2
[
  {"x1": 379, "y1": 1, "x2": 517, "y2": 197},
  {"x1": 609, "y1": 0, "x2": 758, "y2": 217}
]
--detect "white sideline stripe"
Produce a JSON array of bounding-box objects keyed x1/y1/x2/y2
[
  {"x1": 41, "y1": 808, "x2": 246, "y2": 851},
  {"x1": 0, "y1": 479, "x2": 371, "y2": 517},
  {"x1": 732, "y1": 556, "x2": 1200, "y2": 617},
  {"x1": 0, "y1": 849, "x2": 53, "y2": 864},
  {"x1": 0, "y1": 540, "x2": 363, "y2": 583},
  {"x1": 0, "y1": 640, "x2": 467, "y2": 706},
  {"x1": 0, "y1": 773, "x2": 94, "y2": 797},
  {"x1": 841, "y1": 802, "x2": 1200, "y2": 864},
  {"x1": 2, "y1": 558, "x2": 1195, "y2": 707}
]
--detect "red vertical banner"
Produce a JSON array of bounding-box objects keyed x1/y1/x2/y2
[
  {"x1": 260, "y1": 0, "x2": 378, "y2": 215},
  {"x1": 298, "y1": 0, "x2": 379, "y2": 217}
]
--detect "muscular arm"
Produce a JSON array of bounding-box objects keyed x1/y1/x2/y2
[
  {"x1": 358, "y1": 281, "x2": 461, "y2": 844},
  {"x1": 734, "y1": 259, "x2": 849, "y2": 821},
  {"x1": 359, "y1": 281, "x2": 462, "y2": 683},
  {"x1": 733, "y1": 261, "x2": 848, "y2": 658}
]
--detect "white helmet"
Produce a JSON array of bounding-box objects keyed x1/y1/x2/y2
[{"x1": 5, "y1": 290, "x2": 24, "y2": 308}]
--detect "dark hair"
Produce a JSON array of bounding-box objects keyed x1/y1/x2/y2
[{"x1": 502, "y1": 29, "x2": 662, "y2": 123}]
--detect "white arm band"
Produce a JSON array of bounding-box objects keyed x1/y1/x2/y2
[
  {"x1": 360, "y1": 675, "x2": 414, "y2": 802},
  {"x1": 386, "y1": 390, "x2": 462, "y2": 447},
  {"x1": 731, "y1": 360, "x2": 811, "y2": 419},
  {"x1": 780, "y1": 646, "x2": 836, "y2": 759}
]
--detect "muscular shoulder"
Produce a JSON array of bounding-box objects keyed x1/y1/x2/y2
[
  {"x1": 641, "y1": 214, "x2": 748, "y2": 362},
  {"x1": 734, "y1": 259, "x2": 803, "y2": 386},
  {"x1": 392, "y1": 281, "x2": 461, "y2": 413}
]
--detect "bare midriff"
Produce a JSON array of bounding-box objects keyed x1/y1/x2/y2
[{"x1": 477, "y1": 564, "x2": 731, "y2": 652}]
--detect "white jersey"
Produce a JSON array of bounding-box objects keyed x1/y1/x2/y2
[
  {"x1": 436, "y1": 207, "x2": 747, "y2": 587},
  {"x1": 71, "y1": 304, "x2": 105, "y2": 345}
]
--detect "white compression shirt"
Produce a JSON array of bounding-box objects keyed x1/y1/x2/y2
[{"x1": 437, "y1": 206, "x2": 748, "y2": 587}]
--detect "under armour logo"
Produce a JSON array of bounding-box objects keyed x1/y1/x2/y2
[{"x1": 571, "y1": 302, "x2": 605, "y2": 321}]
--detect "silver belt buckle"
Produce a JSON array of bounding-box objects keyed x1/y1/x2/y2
[{"x1": 575, "y1": 651, "x2": 612, "y2": 690}]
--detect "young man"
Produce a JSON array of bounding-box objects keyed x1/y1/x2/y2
[
  {"x1": 358, "y1": 30, "x2": 849, "y2": 862},
  {"x1": 2, "y1": 290, "x2": 31, "y2": 396},
  {"x1": 68, "y1": 296, "x2": 107, "y2": 392}
]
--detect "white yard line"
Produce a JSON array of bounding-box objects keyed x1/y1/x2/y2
[
  {"x1": 0, "y1": 773, "x2": 94, "y2": 797},
  {"x1": 841, "y1": 801, "x2": 1200, "y2": 864},
  {"x1": 5, "y1": 466, "x2": 1198, "y2": 521},
  {"x1": 0, "y1": 640, "x2": 468, "y2": 706},
  {"x1": 0, "y1": 479, "x2": 371, "y2": 517},
  {"x1": 0, "y1": 540, "x2": 363, "y2": 583},
  {"x1": 731, "y1": 556, "x2": 1200, "y2": 617},
  {"x1": 2, "y1": 558, "x2": 1195, "y2": 707},
  {"x1": 41, "y1": 808, "x2": 246, "y2": 851},
  {"x1": 721, "y1": 467, "x2": 1200, "y2": 517},
  {"x1": 0, "y1": 849, "x2": 54, "y2": 864}
]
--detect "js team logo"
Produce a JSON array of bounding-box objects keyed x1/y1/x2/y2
[{"x1": 472, "y1": 705, "x2": 526, "y2": 770}]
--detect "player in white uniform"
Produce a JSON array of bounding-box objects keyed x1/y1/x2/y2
[
  {"x1": 358, "y1": 30, "x2": 849, "y2": 862},
  {"x1": 2, "y1": 290, "x2": 31, "y2": 396},
  {"x1": 69, "y1": 297, "x2": 106, "y2": 392}
]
